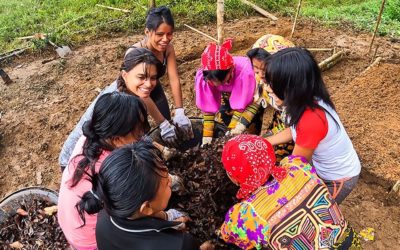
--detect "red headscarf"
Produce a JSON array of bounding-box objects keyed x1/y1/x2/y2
[
  {"x1": 201, "y1": 39, "x2": 234, "y2": 71},
  {"x1": 222, "y1": 134, "x2": 287, "y2": 200}
]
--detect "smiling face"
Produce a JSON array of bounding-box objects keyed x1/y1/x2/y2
[
  {"x1": 122, "y1": 63, "x2": 158, "y2": 98},
  {"x1": 146, "y1": 23, "x2": 174, "y2": 52}
]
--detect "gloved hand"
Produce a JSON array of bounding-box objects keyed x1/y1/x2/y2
[
  {"x1": 162, "y1": 146, "x2": 178, "y2": 161},
  {"x1": 201, "y1": 137, "x2": 212, "y2": 147},
  {"x1": 169, "y1": 174, "x2": 185, "y2": 193},
  {"x1": 160, "y1": 120, "x2": 178, "y2": 147},
  {"x1": 165, "y1": 209, "x2": 188, "y2": 221},
  {"x1": 173, "y1": 108, "x2": 194, "y2": 141},
  {"x1": 230, "y1": 123, "x2": 246, "y2": 135}
]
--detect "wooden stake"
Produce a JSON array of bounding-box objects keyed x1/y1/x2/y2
[
  {"x1": 149, "y1": 0, "x2": 156, "y2": 8},
  {"x1": 290, "y1": 0, "x2": 302, "y2": 39},
  {"x1": 318, "y1": 51, "x2": 344, "y2": 72},
  {"x1": 369, "y1": 0, "x2": 386, "y2": 53},
  {"x1": 360, "y1": 57, "x2": 382, "y2": 76},
  {"x1": 184, "y1": 24, "x2": 218, "y2": 42},
  {"x1": 240, "y1": 0, "x2": 278, "y2": 21},
  {"x1": 0, "y1": 69, "x2": 13, "y2": 85},
  {"x1": 307, "y1": 48, "x2": 334, "y2": 52},
  {"x1": 371, "y1": 45, "x2": 379, "y2": 63},
  {"x1": 217, "y1": 0, "x2": 224, "y2": 45},
  {"x1": 0, "y1": 47, "x2": 28, "y2": 62},
  {"x1": 96, "y1": 4, "x2": 131, "y2": 13}
]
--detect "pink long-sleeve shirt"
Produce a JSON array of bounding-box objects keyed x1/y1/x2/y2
[
  {"x1": 58, "y1": 136, "x2": 110, "y2": 249},
  {"x1": 195, "y1": 56, "x2": 256, "y2": 113}
]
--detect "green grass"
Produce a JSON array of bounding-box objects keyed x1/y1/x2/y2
[
  {"x1": 0, "y1": 0, "x2": 399, "y2": 54},
  {"x1": 300, "y1": 0, "x2": 400, "y2": 37}
]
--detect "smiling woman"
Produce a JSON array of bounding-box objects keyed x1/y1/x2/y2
[
  {"x1": 58, "y1": 48, "x2": 167, "y2": 171},
  {"x1": 128, "y1": 6, "x2": 193, "y2": 147}
]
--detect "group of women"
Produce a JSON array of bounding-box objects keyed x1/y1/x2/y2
[{"x1": 57, "y1": 5, "x2": 362, "y2": 250}]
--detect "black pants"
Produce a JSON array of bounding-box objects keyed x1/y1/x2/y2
[{"x1": 150, "y1": 81, "x2": 171, "y2": 120}]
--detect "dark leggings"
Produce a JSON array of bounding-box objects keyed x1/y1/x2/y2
[
  {"x1": 323, "y1": 175, "x2": 359, "y2": 204},
  {"x1": 150, "y1": 81, "x2": 171, "y2": 120}
]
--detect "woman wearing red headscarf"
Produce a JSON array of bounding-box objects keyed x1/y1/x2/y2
[
  {"x1": 219, "y1": 134, "x2": 360, "y2": 250},
  {"x1": 195, "y1": 39, "x2": 262, "y2": 146}
]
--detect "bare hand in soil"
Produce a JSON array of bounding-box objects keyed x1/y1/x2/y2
[{"x1": 200, "y1": 241, "x2": 215, "y2": 250}]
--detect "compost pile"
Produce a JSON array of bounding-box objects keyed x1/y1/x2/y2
[
  {"x1": 167, "y1": 137, "x2": 240, "y2": 249},
  {"x1": 0, "y1": 199, "x2": 68, "y2": 249}
]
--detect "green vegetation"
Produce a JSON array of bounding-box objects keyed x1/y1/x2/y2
[{"x1": 0, "y1": 0, "x2": 399, "y2": 54}]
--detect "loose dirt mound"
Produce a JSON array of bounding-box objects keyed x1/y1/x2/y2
[
  {"x1": 1, "y1": 16, "x2": 400, "y2": 249},
  {"x1": 332, "y1": 63, "x2": 400, "y2": 181}
]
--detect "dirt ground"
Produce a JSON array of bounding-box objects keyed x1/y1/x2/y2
[{"x1": 1, "y1": 16, "x2": 399, "y2": 248}]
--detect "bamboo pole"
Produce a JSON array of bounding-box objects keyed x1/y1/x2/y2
[
  {"x1": 217, "y1": 0, "x2": 224, "y2": 45},
  {"x1": 240, "y1": 0, "x2": 278, "y2": 21},
  {"x1": 0, "y1": 47, "x2": 29, "y2": 62},
  {"x1": 290, "y1": 0, "x2": 302, "y2": 39},
  {"x1": 149, "y1": 0, "x2": 156, "y2": 8},
  {"x1": 95, "y1": 4, "x2": 131, "y2": 13},
  {"x1": 318, "y1": 51, "x2": 344, "y2": 72},
  {"x1": 369, "y1": 0, "x2": 386, "y2": 53},
  {"x1": 360, "y1": 57, "x2": 382, "y2": 76},
  {"x1": 307, "y1": 48, "x2": 334, "y2": 52},
  {"x1": 184, "y1": 24, "x2": 218, "y2": 42}
]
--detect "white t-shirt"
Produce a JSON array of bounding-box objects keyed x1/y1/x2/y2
[{"x1": 290, "y1": 101, "x2": 361, "y2": 180}]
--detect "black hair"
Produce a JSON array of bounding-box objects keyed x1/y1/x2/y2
[
  {"x1": 117, "y1": 47, "x2": 163, "y2": 92},
  {"x1": 203, "y1": 69, "x2": 231, "y2": 83},
  {"x1": 76, "y1": 141, "x2": 167, "y2": 226},
  {"x1": 265, "y1": 47, "x2": 336, "y2": 127},
  {"x1": 246, "y1": 48, "x2": 271, "y2": 63},
  {"x1": 71, "y1": 92, "x2": 150, "y2": 187},
  {"x1": 146, "y1": 6, "x2": 175, "y2": 31}
]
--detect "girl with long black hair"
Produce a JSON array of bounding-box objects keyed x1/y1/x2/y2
[{"x1": 264, "y1": 47, "x2": 361, "y2": 204}]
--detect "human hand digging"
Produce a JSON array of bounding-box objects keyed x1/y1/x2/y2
[{"x1": 200, "y1": 241, "x2": 215, "y2": 250}]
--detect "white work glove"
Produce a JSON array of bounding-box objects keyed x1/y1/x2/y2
[
  {"x1": 165, "y1": 209, "x2": 188, "y2": 221},
  {"x1": 160, "y1": 120, "x2": 178, "y2": 148},
  {"x1": 162, "y1": 146, "x2": 178, "y2": 161},
  {"x1": 201, "y1": 137, "x2": 213, "y2": 147},
  {"x1": 172, "y1": 108, "x2": 194, "y2": 141},
  {"x1": 169, "y1": 174, "x2": 185, "y2": 193},
  {"x1": 230, "y1": 123, "x2": 246, "y2": 135}
]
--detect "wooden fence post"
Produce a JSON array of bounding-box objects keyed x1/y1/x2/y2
[
  {"x1": 217, "y1": 0, "x2": 224, "y2": 45},
  {"x1": 369, "y1": 0, "x2": 386, "y2": 53},
  {"x1": 149, "y1": 0, "x2": 156, "y2": 8},
  {"x1": 290, "y1": 0, "x2": 302, "y2": 39}
]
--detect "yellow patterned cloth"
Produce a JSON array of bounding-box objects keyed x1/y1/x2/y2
[
  {"x1": 252, "y1": 34, "x2": 295, "y2": 54},
  {"x1": 220, "y1": 156, "x2": 360, "y2": 250}
]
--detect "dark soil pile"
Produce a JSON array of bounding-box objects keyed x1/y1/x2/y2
[
  {"x1": 0, "y1": 199, "x2": 68, "y2": 249},
  {"x1": 167, "y1": 137, "x2": 239, "y2": 249}
]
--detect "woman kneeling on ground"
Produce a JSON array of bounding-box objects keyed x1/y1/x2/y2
[
  {"x1": 264, "y1": 47, "x2": 361, "y2": 204},
  {"x1": 77, "y1": 141, "x2": 214, "y2": 250},
  {"x1": 58, "y1": 48, "x2": 184, "y2": 171},
  {"x1": 127, "y1": 6, "x2": 193, "y2": 145},
  {"x1": 195, "y1": 39, "x2": 261, "y2": 146},
  {"x1": 219, "y1": 134, "x2": 361, "y2": 249},
  {"x1": 58, "y1": 92, "x2": 183, "y2": 249}
]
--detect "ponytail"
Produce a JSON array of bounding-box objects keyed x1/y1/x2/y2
[{"x1": 76, "y1": 173, "x2": 104, "y2": 227}]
